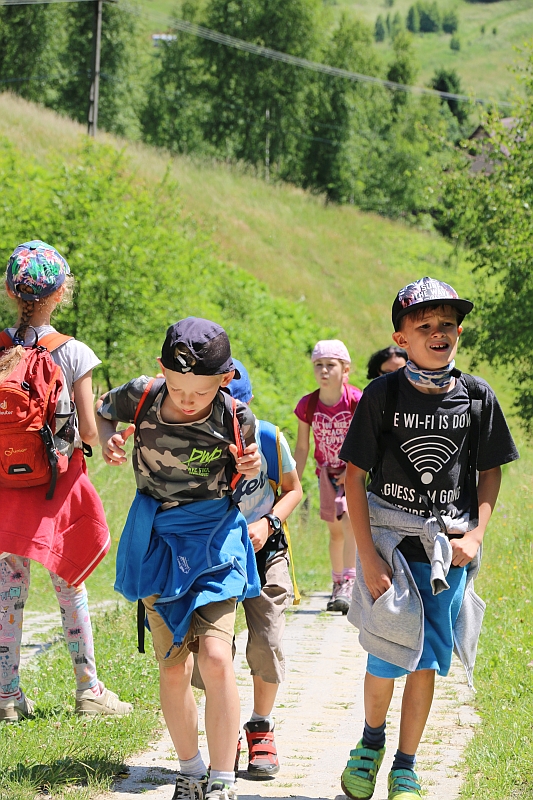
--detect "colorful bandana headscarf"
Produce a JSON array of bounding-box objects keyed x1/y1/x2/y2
[
  {"x1": 6, "y1": 240, "x2": 70, "y2": 302},
  {"x1": 405, "y1": 359, "x2": 456, "y2": 390}
]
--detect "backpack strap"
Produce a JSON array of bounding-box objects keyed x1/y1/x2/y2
[
  {"x1": 259, "y1": 420, "x2": 281, "y2": 492},
  {"x1": 133, "y1": 377, "x2": 166, "y2": 428},
  {"x1": 258, "y1": 419, "x2": 301, "y2": 604},
  {"x1": 38, "y1": 333, "x2": 73, "y2": 352},
  {"x1": 304, "y1": 389, "x2": 320, "y2": 426},
  {"x1": 132, "y1": 376, "x2": 165, "y2": 655},
  {"x1": 457, "y1": 371, "x2": 483, "y2": 524},
  {"x1": 220, "y1": 391, "x2": 245, "y2": 491},
  {"x1": 137, "y1": 599, "x2": 146, "y2": 654},
  {"x1": 0, "y1": 331, "x2": 13, "y2": 350},
  {"x1": 347, "y1": 384, "x2": 360, "y2": 416}
]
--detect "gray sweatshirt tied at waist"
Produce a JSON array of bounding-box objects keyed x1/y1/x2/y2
[{"x1": 347, "y1": 492, "x2": 486, "y2": 688}]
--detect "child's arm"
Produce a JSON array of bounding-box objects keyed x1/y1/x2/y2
[
  {"x1": 450, "y1": 466, "x2": 502, "y2": 567},
  {"x1": 345, "y1": 462, "x2": 392, "y2": 600},
  {"x1": 247, "y1": 468, "x2": 303, "y2": 552},
  {"x1": 294, "y1": 419, "x2": 310, "y2": 480},
  {"x1": 73, "y1": 371, "x2": 99, "y2": 447},
  {"x1": 95, "y1": 396, "x2": 135, "y2": 466}
]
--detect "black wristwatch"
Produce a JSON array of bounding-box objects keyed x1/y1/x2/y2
[{"x1": 262, "y1": 513, "x2": 282, "y2": 536}]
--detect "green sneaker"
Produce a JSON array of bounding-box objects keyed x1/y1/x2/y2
[
  {"x1": 340, "y1": 740, "x2": 385, "y2": 800},
  {"x1": 387, "y1": 769, "x2": 421, "y2": 799}
]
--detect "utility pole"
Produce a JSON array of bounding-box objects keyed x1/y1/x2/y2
[
  {"x1": 87, "y1": 0, "x2": 103, "y2": 137},
  {"x1": 265, "y1": 108, "x2": 270, "y2": 182}
]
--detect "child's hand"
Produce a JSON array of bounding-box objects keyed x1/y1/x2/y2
[
  {"x1": 230, "y1": 442, "x2": 261, "y2": 479},
  {"x1": 102, "y1": 424, "x2": 135, "y2": 466},
  {"x1": 450, "y1": 530, "x2": 482, "y2": 567},
  {"x1": 247, "y1": 518, "x2": 270, "y2": 552},
  {"x1": 361, "y1": 553, "x2": 393, "y2": 600},
  {"x1": 336, "y1": 469, "x2": 346, "y2": 486}
]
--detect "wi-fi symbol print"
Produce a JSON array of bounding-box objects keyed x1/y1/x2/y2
[{"x1": 400, "y1": 436, "x2": 459, "y2": 485}]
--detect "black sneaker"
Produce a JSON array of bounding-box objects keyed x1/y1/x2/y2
[{"x1": 172, "y1": 772, "x2": 208, "y2": 800}]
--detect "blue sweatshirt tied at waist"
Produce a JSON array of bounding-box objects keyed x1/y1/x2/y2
[{"x1": 115, "y1": 493, "x2": 261, "y2": 649}]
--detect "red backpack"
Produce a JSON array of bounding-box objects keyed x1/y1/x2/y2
[{"x1": 0, "y1": 330, "x2": 73, "y2": 499}]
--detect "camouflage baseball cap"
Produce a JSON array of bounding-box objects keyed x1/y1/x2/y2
[
  {"x1": 161, "y1": 317, "x2": 241, "y2": 377},
  {"x1": 6, "y1": 240, "x2": 70, "y2": 302},
  {"x1": 392, "y1": 276, "x2": 473, "y2": 331}
]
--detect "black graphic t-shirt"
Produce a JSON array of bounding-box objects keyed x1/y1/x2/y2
[{"x1": 340, "y1": 370, "x2": 519, "y2": 561}]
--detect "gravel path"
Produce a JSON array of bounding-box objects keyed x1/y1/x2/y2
[{"x1": 97, "y1": 591, "x2": 479, "y2": 800}]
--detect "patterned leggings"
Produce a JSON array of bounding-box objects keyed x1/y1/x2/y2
[{"x1": 0, "y1": 554, "x2": 99, "y2": 705}]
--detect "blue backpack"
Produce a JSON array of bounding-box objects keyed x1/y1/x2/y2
[{"x1": 258, "y1": 420, "x2": 300, "y2": 605}]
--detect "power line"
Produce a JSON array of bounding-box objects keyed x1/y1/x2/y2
[
  {"x1": 0, "y1": 0, "x2": 514, "y2": 109},
  {"x1": 162, "y1": 17, "x2": 513, "y2": 109}
]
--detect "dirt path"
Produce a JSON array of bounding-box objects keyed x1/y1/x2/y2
[{"x1": 96, "y1": 592, "x2": 479, "y2": 800}]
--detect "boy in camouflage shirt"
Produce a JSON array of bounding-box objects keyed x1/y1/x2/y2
[{"x1": 96, "y1": 318, "x2": 262, "y2": 800}]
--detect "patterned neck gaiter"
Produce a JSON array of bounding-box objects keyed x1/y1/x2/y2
[{"x1": 405, "y1": 359, "x2": 456, "y2": 390}]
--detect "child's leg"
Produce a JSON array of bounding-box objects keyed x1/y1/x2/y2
[
  {"x1": 159, "y1": 653, "x2": 199, "y2": 759},
  {"x1": 398, "y1": 669, "x2": 435, "y2": 755},
  {"x1": 49, "y1": 573, "x2": 99, "y2": 692},
  {"x1": 197, "y1": 634, "x2": 240, "y2": 773},
  {"x1": 51, "y1": 573, "x2": 132, "y2": 716},
  {"x1": 0, "y1": 555, "x2": 30, "y2": 707},
  {"x1": 340, "y1": 512, "x2": 356, "y2": 571},
  {"x1": 327, "y1": 518, "x2": 346, "y2": 577},
  {"x1": 364, "y1": 671, "x2": 395, "y2": 728}
]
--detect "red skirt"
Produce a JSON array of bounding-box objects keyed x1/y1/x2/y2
[{"x1": 0, "y1": 448, "x2": 110, "y2": 586}]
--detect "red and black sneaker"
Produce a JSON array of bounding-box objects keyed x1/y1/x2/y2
[{"x1": 243, "y1": 720, "x2": 280, "y2": 777}]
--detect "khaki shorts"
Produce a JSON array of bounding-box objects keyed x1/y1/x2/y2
[
  {"x1": 143, "y1": 595, "x2": 237, "y2": 667},
  {"x1": 191, "y1": 553, "x2": 293, "y2": 690},
  {"x1": 242, "y1": 552, "x2": 293, "y2": 684}
]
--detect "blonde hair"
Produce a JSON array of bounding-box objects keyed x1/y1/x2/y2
[
  {"x1": 3, "y1": 274, "x2": 76, "y2": 342},
  {"x1": 0, "y1": 345, "x2": 26, "y2": 384}
]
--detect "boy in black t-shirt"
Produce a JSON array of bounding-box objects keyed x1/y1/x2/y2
[{"x1": 339, "y1": 278, "x2": 518, "y2": 800}]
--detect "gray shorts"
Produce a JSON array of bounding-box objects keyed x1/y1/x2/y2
[{"x1": 242, "y1": 551, "x2": 293, "y2": 684}]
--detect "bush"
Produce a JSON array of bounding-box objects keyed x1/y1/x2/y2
[
  {"x1": 450, "y1": 34, "x2": 461, "y2": 50},
  {"x1": 442, "y1": 10, "x2": 459, "y2": 34},
  {"x1": 406, "y1": 4, "x2": 420, "y2": 33},
  {"x1": 417, "y1": 1, "x2": 441, "y2": 33},
  {"x1": 0, "y1": 137, "x2": 323, "y2": 433},
  {"x1": 375, "y1": 14, "x2": 386, "y2": 42}
]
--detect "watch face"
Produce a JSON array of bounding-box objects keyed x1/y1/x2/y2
[{"x1": 269, "y1": 515, "x2": 282, "y2": 533}]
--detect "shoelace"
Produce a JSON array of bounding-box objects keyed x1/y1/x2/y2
[{"x1": 174, "y1": 775, "x2": 206, "y2": 800}]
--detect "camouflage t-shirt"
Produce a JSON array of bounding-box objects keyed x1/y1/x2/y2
[{"x1": 98, "y1": 376, "x2": 256, "y2": 507}]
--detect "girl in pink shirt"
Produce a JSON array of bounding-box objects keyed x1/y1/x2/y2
[{"x1": 294, "y1": 340, "x2": 361, "y2": 613}]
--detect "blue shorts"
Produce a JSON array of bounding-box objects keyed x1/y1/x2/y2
[{"x1": 367, "y1": 562, "x2": 467, "y2": 679}]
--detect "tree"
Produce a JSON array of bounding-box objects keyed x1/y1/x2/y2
[
  {"x1": 450, "y1": 34, "x2": 461, "y2": 50},
  {"x1": 197, "y1": 0, "x2": 322, "y2": 181},
  {"x1": 442, "y1": 9, "x2": 459, "y2": 34},
  {"x1": 56, "y1": 2, "x2": 147, "y2": 139},
  {"x1": 390, "y1": 11, "x2": 404, "y2": 40},
  {"x1": 387, "y1": 31, "x2": 417, "y2": 111},
  {"x1": 430, "y1": 68, "x2": 469, "y2": 124},
  {"x1": 417, "y1": 1, "x2": 441, "y2": 33},
  {"x1": 406, "y1": 5, "x2": 420, "y2": 33},
  {"x1": 436, "y1": 48, "x2": 533, "y2": 428},
  {"x1": 375, "y1": 14, "x2": 386, "y2": 42},
  {"x1": 0, "y1": 4, "x2": 66, "y2": 106}
]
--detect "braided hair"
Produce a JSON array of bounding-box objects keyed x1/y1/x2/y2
[{"x1": 13, "y1": 294, "x2": 37, "y2": 346}]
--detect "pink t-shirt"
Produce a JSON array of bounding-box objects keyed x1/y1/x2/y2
[{"x1": 295, "y1": 384, "x2": 362, "y2": 473}]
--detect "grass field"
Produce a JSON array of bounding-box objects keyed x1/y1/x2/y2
[
  {"x1": 133, "y1": 0, "x2": 533, "y2": 106},
  {"x1": 1, "y1": 94, "x2": 533, "y2": 798},
  {"x1": 338, "y1": 0, "x2": 533, "y2": 103}
]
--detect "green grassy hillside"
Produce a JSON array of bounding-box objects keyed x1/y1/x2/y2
[{"x1": 340, "y1": 0, "x2": 533, "y2": 102}]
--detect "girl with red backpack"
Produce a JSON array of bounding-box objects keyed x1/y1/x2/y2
[
  {"x1": 294, "y1": 340, "x2": 362, "y2": 614},
  {"x1": 0, "y1": 240, "x2": 131, "y2": 722}
]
